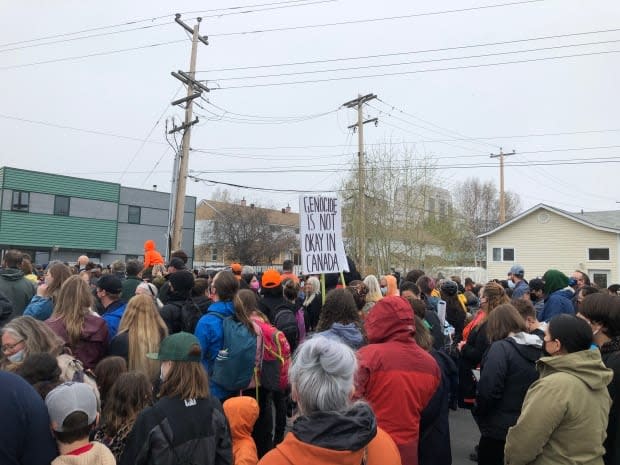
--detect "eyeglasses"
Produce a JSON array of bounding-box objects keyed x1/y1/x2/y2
[{"x1": 2, "y1": 340, "x2": 24, "y2": 353}]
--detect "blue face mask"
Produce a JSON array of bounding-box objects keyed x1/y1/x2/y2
[
  {"x1": 7, "y1": 349, "x2": 25, "y2": 363},
  {"x1": 380, "y1": 287, "x2": 387, "y2": 296}
]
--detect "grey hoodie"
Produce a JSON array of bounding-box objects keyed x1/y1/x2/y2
[{"x1": 319, "y1": 323, "x2": 365, "y2": 349}]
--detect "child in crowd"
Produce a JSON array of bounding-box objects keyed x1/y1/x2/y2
[
  {"x1": 223, "y1": 396, "x2": 260, "y2": 465},
  {"x1": 46, "y1": 381, "x2": 115, "y2": 465}
]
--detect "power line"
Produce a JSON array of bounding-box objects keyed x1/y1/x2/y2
[
  {"x1": 197, "y1": 27, "x2": 620, "y2": 73},
  {"x1": 190, "y1": 128, "x2": 620, "y2": 151},
  {"x1": 209, "y1": 0, "x2": 545, "y2": 37},
  {"x1": 188, "y1": 174, "x2": 336, "y2": 193},
  {"x1": 0, "y1": 0, "x2": 329, "y2": 48},
  {"x1": 0, "y1": 113, "x2": 167, "y2": 144},
  {"x1": 374, "y1": 98, "x2": 500, "y2": 149},
  {"x1": 187, "y1": 156, "x2": 620, "y2": 174},
  {"x1": 207, "y1": 39, "x2": 620, "y2": 81},
  {"x1": 0, "y1": 0, "x2": 335, "y2": 54},
  {"x1": 0, "y1": 40, "x2": 186, "y2": 71},
  {"x1": 213, "y1": 49, "x2": 620, "y2": 89}
]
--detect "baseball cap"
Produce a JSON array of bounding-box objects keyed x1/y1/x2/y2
[
  {"x1": 508, "y1": 264, "x2": 525, "y2": 277},
  {"x1": 261, "y1": 268, "x2": 282, "y2": 288},
  {"x1": 97, "y1": 274, "x2": 122, "y2": 294},
  {"x1": 147, "y1": 332, "x2": 202, "y2": 362},
  {"x1": 166, "y1": 257, "x2": 186, "y2": 270},
  {"x1": 45, "y1": 382, "x2": 98, "y2": 432}
]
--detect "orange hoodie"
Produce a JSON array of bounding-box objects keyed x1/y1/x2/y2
[
  {"x1": 223, "y1": 396, "x2": 259, "y2": 465},
  {"x1": 258, "y1": 404, "x2": 401, "y2": 465},
  {"x1": 143, "y1": 240, "x2": 164, "y2": 269}
]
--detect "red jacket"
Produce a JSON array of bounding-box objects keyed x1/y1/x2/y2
[{"x1": 355, "y1": 296, "x2": 440, "y2": 465}]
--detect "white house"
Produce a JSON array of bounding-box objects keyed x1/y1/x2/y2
[{"x1": 479, "y1": 203, "x2": 620, "y2": 288}]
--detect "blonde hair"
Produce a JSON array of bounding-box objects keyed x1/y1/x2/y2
[
  {"x1": 117, "y1": 294, "x2": 168, "y2": 381},
  {"x1": 51, "y1": 275, "x2": 94, "y2": 347},
  {"x1": 1, "y1": 316, "x2": 65, "y2": 370},
  {"x1": 363, "y1": 275, "x2": 383, "y2": 303}
]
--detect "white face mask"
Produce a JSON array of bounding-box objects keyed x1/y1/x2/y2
[
  {"x1": 507, "y1": 279, "x2": 516, "y2": 289},
  {"x1": 7, "y1": 349, "x2": 25, "y2": 363},
  {"x1": 380, "y1": 287, "x2": 387, "y2": 296}
]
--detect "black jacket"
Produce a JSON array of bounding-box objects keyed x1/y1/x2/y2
[
  {"x1": 419, "y1": 350, "x2": 457, "y2": 465},
  {"x1": 424, "y1": 310, "x2": 444, "y2": 351},
  {"x1": 458, "y1": 321, "x2": 490, "y2": 408},
  {"x1": 474, "y1": 332, "x2": 542, "y2": 440},
  {"x1": 601, "y1": 339, "x2": 620, "y2": 465},
  {"x1": 159, "y1": 292, "x2": 191, "y2": 334},
  {"x1": 120, "y1": 395, "x2": 232, "y2": 465}
]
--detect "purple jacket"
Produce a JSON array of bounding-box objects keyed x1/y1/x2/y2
[{"x1": 46, "y1": 313, "x2": 109, "y2": 369}]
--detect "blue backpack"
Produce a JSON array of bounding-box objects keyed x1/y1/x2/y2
[{"x1": 210, "y1": 314, "x2": 258, "y2": 391}]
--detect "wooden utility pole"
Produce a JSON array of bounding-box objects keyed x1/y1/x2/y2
[
  {"x1": 343, "y1": 93, "x2": 377, "y2": 275},
  {"x1": 490, "y1": 148, "x2": 516, "y2": 224},
  {"x1": 169, "y1": 14, "x2": 209, "y2": 253}
]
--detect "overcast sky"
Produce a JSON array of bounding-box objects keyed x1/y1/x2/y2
[{"x1": 1, "y1": 0, "x2": 619, "y2": 215}]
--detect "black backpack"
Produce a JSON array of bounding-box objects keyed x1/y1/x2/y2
[
  {"x1": 272, "y1": 303, "x2": 299, "y2": 353},
  {"x1": 174, "y1": 299, "x2": 203, "y2": 333}
]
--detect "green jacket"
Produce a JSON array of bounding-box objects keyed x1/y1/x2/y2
[
  {"x1": 0, "y1": 268, "x2": 35, "y2": 320},
  {"x1": 121, "y1": 275, "x2": 142, "y2": 301},
  {"x1": 505, "y1": 349, "x2": 613, "y2": 465}
]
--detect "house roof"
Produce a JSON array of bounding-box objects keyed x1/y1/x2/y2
[
  {"x1": 196, "y1": 199, "x2": 299, "y2": 228},
  {"x1": 478, "y1": 203, "x2": 620, "y2": 238}
]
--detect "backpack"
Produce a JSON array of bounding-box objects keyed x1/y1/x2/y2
[
  {"x1": 255, "y1": 319, "x2": 291, "y2": 392},
  {"x1": 174, "y1": 299, "x2": 203, "y2": 333},
  {"x1": 210, "y1": 314, "x2": 258, "y2": 391},
  {"x1": 273, "y1": 304, "x2": 299, "y2": 353}
]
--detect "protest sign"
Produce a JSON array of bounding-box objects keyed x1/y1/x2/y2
[{"x1": 299, "y1": 195, "x2": 349, "y2": 275}]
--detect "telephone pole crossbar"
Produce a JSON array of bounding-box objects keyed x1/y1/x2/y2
[
  {"x1": 343, "y1": 93, "x2": 378, "y2": 276},
  {"x1": 168, "y1": 14, "x2": 209, "y2": 256},
  {"x1": 490, "y1": 148, "x2": 516, "y2": 224}
]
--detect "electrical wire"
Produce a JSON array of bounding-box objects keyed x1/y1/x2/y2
[
  {"x1": 197, "y1": 27, "x2": 620, "y2": 72},
  {"x1": 0, "y1": 0, "x2": 332, "y2": 48},
  {"x1": 212, "y1": 49, "x2": 620, "y2": 89},
  {"x1": 188, "y1": 174, "x2": 337, "y2": 193},
  {"x1": 207, "y1": 39, "x2": 620, "y2": 81},
  {"x1": 209, "y1": 0, "x2": 545, "y2": 37}
]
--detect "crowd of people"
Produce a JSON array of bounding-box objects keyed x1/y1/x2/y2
[{"x1": 0, "y1": 244, "x2": 619, "y2": 465}]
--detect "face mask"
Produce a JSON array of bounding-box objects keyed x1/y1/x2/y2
[
  {"x1": 380, "y1": 287, "x2": 387, "y2": 296},
  {"x1": 507, "y1": 280, "x2": 516, "y2": 289},
  {"x1": 160, "y1": 364, "x2": 166, "y2": 383},
  {"x1": 7, "y1": 349, "x2": 25, "y2": 363},
  {"x1": 250, "y1": 281, "x2": 260, "y2": 291}
]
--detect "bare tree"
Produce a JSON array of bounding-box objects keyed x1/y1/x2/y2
[
  {"x1": 452, "y1": 178, "x2": 521, "y2": 265},
  {"x1": 207, "y1": 194, "x2": 297, "y2": 265}
]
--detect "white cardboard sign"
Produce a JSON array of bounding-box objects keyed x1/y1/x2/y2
[{"x1": 299, "y1": 195, "x2": 349, "y2": 275}]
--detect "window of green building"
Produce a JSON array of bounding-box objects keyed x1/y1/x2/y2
[
  {"x1": 128, "y1": 206, "x2": 141, "y2": 224},
  {"x1": 54, "y1": 195, "x2": 70, "y2": 216},
  {"x1": 11, "y1": 191, "x2": 29, "y2": 212}
]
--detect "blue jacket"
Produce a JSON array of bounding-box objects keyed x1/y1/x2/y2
[
  {"x1": 23, "y1": 295, "x2": 54, "y2": 321},
  {"x1": 0, "y1": 371, "x2": 58, "y2": 465},
  {"x1": 194, "y1": 300, "x2": 235, "y2": 400},
  {"x1": 102, "y1": 300, "x2": 127, "y2": 340},
  {"x1": 512, "y1": 280, "x2": 530, "y2": 299},
  {"x1": 540, "y1": 290, "x2": 574, "y2": 322}
]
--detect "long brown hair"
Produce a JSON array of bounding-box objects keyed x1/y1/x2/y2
[
  {"x1": 316, "y1": 288, "x2": 365, "y2": 339},
  {"x1": 117, "y1": 295, "x2": 168, "y2": 381},
  {"x1": 102, "y1": 371, "x2": 152, "y2": 436},
  {"x1": 235, "y1": 289, "x2": 269, "y2": 323},
  {"x1": 45, "y1": 263, "x2": 73, "y2": 302},
  {"x1": 479, "y1": 282, "x2": 510, "y2": 325},
  {"x1": 51, "y1": 275, "x2": 94, "y2": 346},
  {"x1": 486, "y1": 304, "x2": 527, "y2": 342},
  {"x1": 159, "y1": 349, "x2": 210, "y2": 400}
]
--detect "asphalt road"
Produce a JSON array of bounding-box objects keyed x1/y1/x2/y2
[{"x1": 449, "y1": 407, "x2": 480, "y2": 465}]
